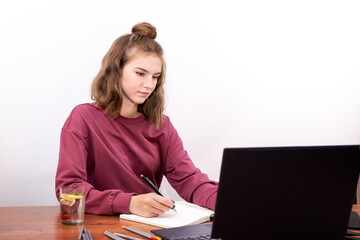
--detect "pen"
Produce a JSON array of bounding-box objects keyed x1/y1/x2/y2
[
  {"x1": 140, "y1": 174, "x2": 177, "y2": 213},
  {"x1": 123, "y1": 226, "x2": 161, "y2": 240}
]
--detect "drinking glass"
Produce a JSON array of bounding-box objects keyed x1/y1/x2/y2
[{"x1": 59, "y1": 183, "x2": 85, "y2": 225}]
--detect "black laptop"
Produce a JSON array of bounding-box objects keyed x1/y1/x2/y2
[{"x1": 151, "y1": 145, "x2": 360, "y2": 240}]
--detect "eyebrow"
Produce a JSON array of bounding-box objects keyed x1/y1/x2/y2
[{"x1": 135, "y1": 67, "x2": 161, "y2": 75}]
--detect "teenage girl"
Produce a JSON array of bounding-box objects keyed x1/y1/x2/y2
[{"x1": 55, "y1": 22, "x2": 218, "y2": 217}]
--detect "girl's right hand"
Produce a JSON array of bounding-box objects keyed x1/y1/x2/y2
[{"x1": 128, "y1": 192, "x2": 174, "y2": 218}]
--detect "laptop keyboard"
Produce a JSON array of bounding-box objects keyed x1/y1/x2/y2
[{"x1": 171, "y1": 234, "x2": 211, "y2": 240}]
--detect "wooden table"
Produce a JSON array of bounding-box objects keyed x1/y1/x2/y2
[
  {"x1": 0, "y1": 206, "x2": 161, "y2": 239},
  {"x1": 1, "y1": 205, "x2": 359, "y2": 239}
]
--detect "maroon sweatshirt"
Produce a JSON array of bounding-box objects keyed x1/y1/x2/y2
[{"x1": 55, "y1": 103, "x2": 218, "y2": 215}]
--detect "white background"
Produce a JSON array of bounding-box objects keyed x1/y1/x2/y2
[{"x1": 0, "y1": 0, "x2": 359, "y2": 206}]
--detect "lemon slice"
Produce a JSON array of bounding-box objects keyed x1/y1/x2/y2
[
  {"x1": 60, "y1": 194, "x2": 74, "y2": 200},
  {"x1": 66, "y1": 194, "x2": 85, "y2": 199},
  {"x1": 60, "y1": 198, "x2": 75, "y2": 207}
]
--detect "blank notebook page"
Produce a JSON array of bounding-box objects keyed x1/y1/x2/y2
[{"x1": 119, "y1": 201, "x2": 214, "y2": 228}]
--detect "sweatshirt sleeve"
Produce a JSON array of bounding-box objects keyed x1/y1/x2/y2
[
  {"x1": 55, "y1": 108, "x2": 134, "y2": 215},
  {"x1": 163, "y1": 117, "x2": 218, "y2": 210}
]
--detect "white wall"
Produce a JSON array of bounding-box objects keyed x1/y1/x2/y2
[{"x1": 0, "y1": 0, "x2": 359, "y2": 206}]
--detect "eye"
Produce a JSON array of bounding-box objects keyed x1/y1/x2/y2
[{"x1": 136, "y1": 72, "x2": 144, "y2": 76}]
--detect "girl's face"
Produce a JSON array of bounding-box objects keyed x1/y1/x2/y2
[{"x1": 121, "y1": 51, "x2": 162, "y2": 108}]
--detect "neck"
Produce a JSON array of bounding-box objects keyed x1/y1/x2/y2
[{"x1": 120, "y1": 100, "x2": 141, "y2": 118}]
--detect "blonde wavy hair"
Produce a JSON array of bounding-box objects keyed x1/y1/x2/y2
[{"x1": 91, "y1": 22, "x2": 166, "y2": 129}]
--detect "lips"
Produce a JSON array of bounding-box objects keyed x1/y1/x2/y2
[{"x1": 138, "y1": 91, "x2": 150, "y2": 97}]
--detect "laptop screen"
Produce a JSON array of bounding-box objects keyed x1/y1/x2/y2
[{"x1": 211, "y1": 145, "x2": 360, "y2": 240}]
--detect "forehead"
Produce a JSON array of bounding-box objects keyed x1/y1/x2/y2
[{"x1": 126, "y1": 49, "x2": 162, "y2": 72}]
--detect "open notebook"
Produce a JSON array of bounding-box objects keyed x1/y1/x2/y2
[{"x1": 119, "y1": 201, "x2": 214, "y2": 228}]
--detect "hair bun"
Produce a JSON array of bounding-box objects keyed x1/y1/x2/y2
[{"x1": 131, "y1": 22, "x2": 157, "y2": 39}]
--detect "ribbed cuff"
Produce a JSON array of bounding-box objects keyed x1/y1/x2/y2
[
  {"x1": 112, "y1": 192, "x2": 136, "y2": 214},
  {"x1": 206, "y1": 191, "x2": 217, "y2": 210}
]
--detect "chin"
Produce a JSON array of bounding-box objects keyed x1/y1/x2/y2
[{"x1": 134, "y1": 98, "x2": 148, "y2": 105}]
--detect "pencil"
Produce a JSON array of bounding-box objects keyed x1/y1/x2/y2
[
  {"x1": 104, "y1": 230, "x2": 126, "y2": 240},
  {"x1": 84, "y1": 229, "x2": 92, "y2": 240},
  {"x1": 115, "y1": 232, "x2": 143, "y2": 240},
  {"x1": 123, "y1": 226, "x2": 161, "y2": 240},
  {"x1": 87, "y1": 230, "x2": 94, "y2": 240},
  {"x1": 78, "y1": 226, "x2": 84, "y2": 240}
]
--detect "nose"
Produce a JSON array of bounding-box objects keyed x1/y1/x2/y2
[{"x1": 143, "y1": 76, "x2": 156, "y2": 89}]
